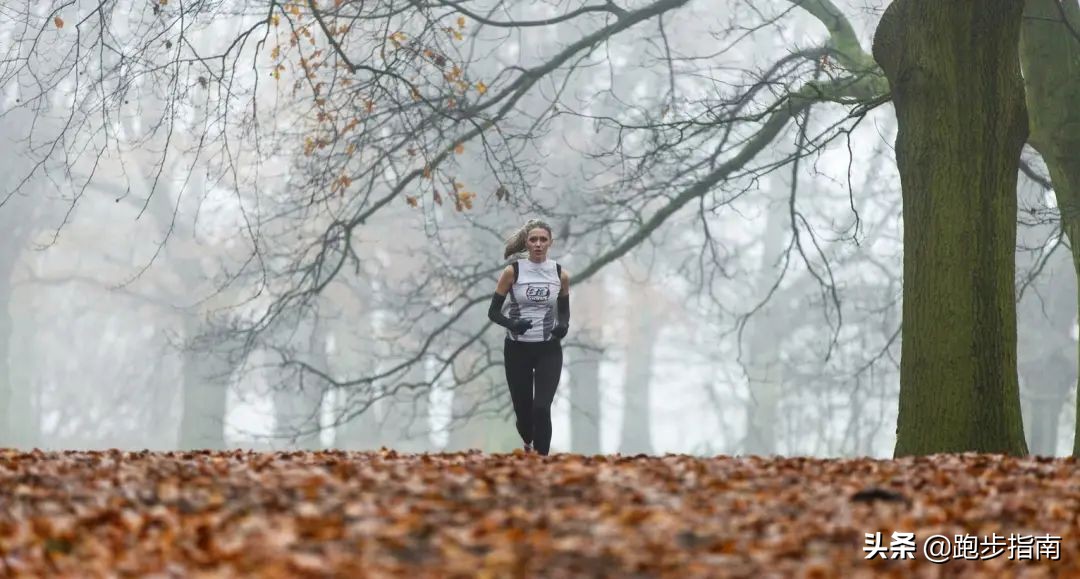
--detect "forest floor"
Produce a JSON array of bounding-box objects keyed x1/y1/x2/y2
[{"x1": 0, "y1": 449, "x2": 1073, "y2": 577}]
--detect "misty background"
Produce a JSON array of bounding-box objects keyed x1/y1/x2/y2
[{"x1": 0, "y1": 0, "x2": 1072, "y2": 458}]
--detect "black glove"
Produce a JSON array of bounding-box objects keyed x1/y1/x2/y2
[
  {"x1": 552, "y1": 294, "x2": 570, "y2": 339},
  {"x1": 509, "y1": 318, "x2": 533, "y2": 336}
]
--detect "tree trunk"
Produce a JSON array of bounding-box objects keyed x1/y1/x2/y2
[
  {"x1": 1018, "y1": 0, "x2": 1080, "y2": 455},
  {"x1": 874, "y1": 0, "x2": 1029, "y2": 456},
  {"x1": 744, "y1": 191, "x2": 789, "y2": 455},
  {"x1": 0, "y1": 211, "x2": 38, "y2": 448},
  {"x1": 1015, "y1": 245, "x2": 1074, "y2": 456},
  {"x1": 618, "y1": 289, "x2": 658, "y2": 455},
  {"x1": 0, "y1": 254, "x2": 15, "y2": 446},
  {"x1": 332, "y1": 331, "x2": 382, "y2": 449},
  {"x1": 177, "y1": 314, "x2": 234, "y2": 450},
  {"x1": 6, "y1": 288, "x2": 39, "y2": 449},
  {"x1": 569, "y1": 278, "x2": 603, "y2": 455}
]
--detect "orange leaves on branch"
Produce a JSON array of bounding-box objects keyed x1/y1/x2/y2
[
  {"x1": 452, "y1": 181, "x2": 475, "y2": 211},
  {"x1": 405, "y1": 196, "x2": 419, "y2": 207},
  {"x1": 298, "y1": 25, "x2": 315, "y2": 46},
  {"x1": 454, "y1": 142, "x2": 464, "y2": 155},
  {"x1": 422, "y1": 48, "x2": 449, "y2": 68},
  {"x1": 53, "y1": 16, "x2": 64, "y2": 28},
  {"x1": 330, "y1": 173, "x2": 352, "y2": 195},
  {"x1": 303, "y1": 136, "x2": 330, "y2": 156},
  {"x1": 455, "y1": 191, "x2": 476, "y2": 211},
  {"x1": 475, "y1": 81, "x2": 487, "y2": 95}
]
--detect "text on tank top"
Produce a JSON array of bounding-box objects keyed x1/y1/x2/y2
[{"x1": 504, "y1": 259, "x2": 561, "y2": 342}]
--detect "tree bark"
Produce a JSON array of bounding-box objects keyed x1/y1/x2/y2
[
  {"x1": 1018, "y1": 0, "x2": 1080, "y2": 455},
  {"x1": 873, "y1": 0, "x2": 1029, "y2": 456}
]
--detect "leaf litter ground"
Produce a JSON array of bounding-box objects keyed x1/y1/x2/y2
[{"x1": 0, "y1": 449, "x2": 1074, "y2": 577}]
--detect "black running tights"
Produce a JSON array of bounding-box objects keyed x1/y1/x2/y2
[{"x1": 503, "y1": 339, "x2": 562, "y2": 455}]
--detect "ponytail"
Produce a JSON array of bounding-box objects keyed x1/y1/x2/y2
[{"x1": 503, "y1": 218, "x2": 553, "y2": 260}]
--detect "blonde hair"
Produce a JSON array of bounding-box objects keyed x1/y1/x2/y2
[{"x1": 503, "y1": 218, "x2": 553, "y2": 259}]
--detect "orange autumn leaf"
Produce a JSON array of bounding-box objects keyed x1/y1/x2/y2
[
  {"x1": 454, "y1": 143, "x2": 464, "y2": 155},
  {"x1": 405, "y1": 195, "x2": 418, "y2": 207},
  {"x1": 0, "y1": 450, "x2": 1076, "y2": 576},
  {"x1": 53, "y1": 16, "x2": 64, "y2": 28}
]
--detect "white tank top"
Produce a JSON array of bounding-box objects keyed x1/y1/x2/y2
[{"x1": 503, "y1": 258, "x2": 561, "y2": 342}]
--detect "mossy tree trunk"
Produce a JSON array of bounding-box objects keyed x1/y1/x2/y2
[
  {"x1": 1018, "y1": 0, "x2": 1080, "y2": 456},
  {"x1": 873, "y1": 0, "x2": 1029, "y2": 456}
]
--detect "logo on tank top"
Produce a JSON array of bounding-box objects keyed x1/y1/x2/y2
[{"x1": 525, "y1": 285, "x2": 550, "y2": 302}]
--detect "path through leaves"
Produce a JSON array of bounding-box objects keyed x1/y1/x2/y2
[{"x1": 0, "y1": 449, "x2": 1073, "y2": 577}]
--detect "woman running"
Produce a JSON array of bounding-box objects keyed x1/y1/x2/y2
[{"x1": 487, "y1": 218, "x2": 570, "y2": 456}]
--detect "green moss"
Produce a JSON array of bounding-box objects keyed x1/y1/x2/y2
[{"x1": 874, "y1": 0, "x2": 1029, "y2": 457}]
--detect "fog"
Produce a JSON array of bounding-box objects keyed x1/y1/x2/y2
[{"x1": 0, "y1": 0, "x2": 1074, "y2": 458}]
